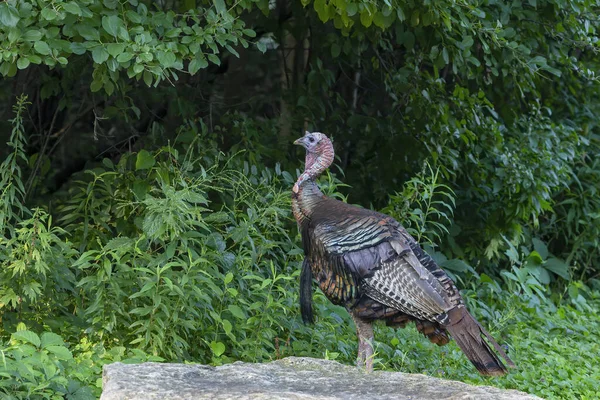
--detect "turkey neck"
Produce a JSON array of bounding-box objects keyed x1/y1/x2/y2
[
  {"x1": 292, "y1": 179, "x2": 325, "y2": 224},
  {"x1": 292, "y1": 140, "x2": 334, "y2": 224}
]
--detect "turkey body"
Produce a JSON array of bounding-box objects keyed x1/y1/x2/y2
[
  {"x1": 300, "y1": 193, "x2": 458, "y2": 325},
  {"x1": 292, "y1": 131, "x2": 515, "y2": 375}
]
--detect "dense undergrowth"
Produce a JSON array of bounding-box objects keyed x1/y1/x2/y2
[
  {"x1": 1, "y1": 0, "x2": 599, "y2": 398},
  {"x1": 1, "y1": 99, "x2": 599, "y2": 400}
]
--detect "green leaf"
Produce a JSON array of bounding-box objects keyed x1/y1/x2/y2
[
  {"x1": 227, "y1": 305, "x2": 246, "y2": 319},
  {"x1": 442, "y1": 16, "x2": 451, "y2": 30},
  {"x1": 430, "y1": 45, "x2": 440, "y2": 61},
  {"x1": 222, "y1": 319, "x2": 232, "y2": 335},
  {"x1": 27, "y1": 55, "x2": 42, "y2": 65},
  {"x1": 188, "y1": 57, "x2": 208, "y2": 74},
  {"x1": 12, "y1": 330, "x2": 41, "y2": 347},
  {"x1": 157, "y1": 51, "x2": 177, "y2": 68},
  {"x1": 165, "y1": 28, "x2": 182, "y2": 38},
  {"x1": 17, "y1": 57, "x2": 30, "y2": 70},
  {"x1": 104, "y1": 80, "x2": 115, "y2": 96},
  {"x1": 130, "y1": 281, "x2": 155, "y2": 299},
  {"x1": 529, "y1": 265, "x2": 550, "y2": 285},
  {"x1": 63, "y1": 2, "x2": 82, "y2": 15},
  {"x1": 90, "y1": 78, "x2": 103, "y2": 92},
  {"x1": 208, "y1": 54, "x2": 220, "y2": 66},
  {"x1": 225, "y1": 44, "x2": 239, "y2": 58},
  {"x1": 458, "y1": 35, "x2": 474, "y2": 50},
  {"x1": 102, "y1": 15, "x2": 124, "y2": 37},
  {"x1": 242, "y1": 29, "x2": 256, "y2": 38},
  {"x1": 532, "y1": 238, "x2": 548, "y2": 259},
  {"x1": 132, "y1": 180, "x2": 150, "y2": 200},
  {"x1": 118, "y1": 26, "x2": 130, "y2": 41},
  {"x1": 396, "y1": 7, "x2": 405, "y2": 21},
  {"x1": 441, "y1": 259, "x2": 469, "y2": 272},
  {"x1": 117, "y1": 52, "x2": 134, "y2": 62},
  {"x1": 34, "y1": 41, "x2": 52, "y2": 56},
  {"x1": 360, "y1": 10, "x2": 373, "y2": 27},
  {"x1": 504, "y1": 245, "x2": 519, "y2": 264},
  {"x1": 500, "y1": 27, "x2": 516, "y2": 38},
  {"x1": 71, "y1": 42, "x2": 87, "y2": 55},
  {"x1": 544, "y1": 258, "x2": 570, "y2": 280},
  {"x1": 136, "y1": 150, "x2": 155, "y2": 170},
  {"x1": 528, "y1": 55, "x2": 547, "y2": 66},
  {"x1": 41, "y1": 7, "x2": 58, "y2": 21},
  {"x1": 8, "y1": 27, "x2": 21, "y2": 43},
  {"x1": 46, "y1": 345, "x2": 73, "y2": 360},
  {"x1": 410, "y1": 10, "x2": 419, "y2": 26},
  {"x1": 526, "y1": 251, "x2": 544, "y2": 265},
  {"x1": 41, "y1": 332, "x2": 65, "y2": 349},
  {"x1": 314, "y1": 0, "x2": 329, "y2": 23},
  {"x1": 256, "y1": 41, "x2": 266, "y2": 53},
  {"x1": 373, "y1": 12, "x2": 386, "y2": 28},
  {"x1": 107, "y1": 43, "x2": 126, "y2": 58},
  {"x1": 210, "y1": 341, "x2": 225, "y2": 357},
  {"x1": 92, "y1": 46, "x2": 109, "y2": 64},
  {"x1": 143, "y1": 70, "x2": 153, "y2": 86},
  {"x1": 22, "y1": 30, "x2": 43, "y2": 41},
  {"x1": 77, "y1": 25, "x2": 100, "y2": 41},
  {"x1": 214, "y1": 0, "x2": 226, "y2": 15},
  {"x1": 542, "y1": 65, "x2": 562, "y2": 77},
  {"x1": 346, "y1": 3, "x2": 358, "y2": 16},
  {"x1": 126, "y1": 10, "x2": 142, "y2": 23},
  {"x1": 471, "y1": 8, "x2": 485, "y2": 18},
  {"x1": 330, "y1": 43, "x2": 341, "y2": 58},
  {"x1": 0, "y1": 3, "x2": 20, "y2": 27}
]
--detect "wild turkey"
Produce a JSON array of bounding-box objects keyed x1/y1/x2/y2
[{"x1": 292, "y1": 131, "x2": 515, "y2": 375}]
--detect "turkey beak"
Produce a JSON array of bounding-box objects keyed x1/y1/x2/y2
[{"x1": 293, "y1": 137, "x2": 306, "y2": 148}]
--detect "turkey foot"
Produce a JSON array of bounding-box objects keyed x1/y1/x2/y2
[{"x1": 352, "y1": 313, "x2": 374, "y2": 372}]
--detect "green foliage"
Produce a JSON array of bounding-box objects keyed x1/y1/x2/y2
[
  {"x1": 1, "y1": 208, "x2": 78, "y2": 311},
  {"x1": 383, "y1": 162, "x2": 455, "y2": 246},
  {"x1": 501, "y1": 235, "x2": 571, "y2": 293},
  {"x1": 1, "y1": 0, "x2": 600, "y2": 399},
  {"x1": 52, "y1": 130, "x2": 355, "y2": 367},
  {"x1": 0, "y1": 323, "x2": 164, "y2": 399},
  {"x1": 0, "y1": 94, "x2": 28, "y2": 233},
  {"x1": 287, "y1": 0, "x2": 600, "y2": 280},
  {"x1": 542, "y1": 133, "x2": 600, "y2": 280},
  {"x1": 0, "y1": 326, "x2": 83, "y2": 399},
  {"x1": 0, "y1": 108, "x2": 598, "y2": 399},
  {"x1": 0, "y1": 0, "x2": 258, "y2": 94},
  {"x1": 0, "y1": 97, "x2": 78, "y2": 327}
]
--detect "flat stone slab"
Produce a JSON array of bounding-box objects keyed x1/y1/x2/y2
[{"x1": 100, "y1": 356, "x2": 541, "y2": 400}]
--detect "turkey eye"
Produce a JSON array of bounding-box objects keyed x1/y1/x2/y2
[{"x1": 308, "y1": 137, "x2": 315, "y2": 143}]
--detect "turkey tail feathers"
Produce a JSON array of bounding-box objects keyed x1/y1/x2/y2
[
  {"x1": 300, "y1": 259, "x2": 314, "y2": 324},
  {"x1": 445, "y1": 307, "x2": 515, "y2": 376}
]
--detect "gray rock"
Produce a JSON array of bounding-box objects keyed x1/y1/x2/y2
[{"x1": 100, "y1": 357, "x2": 541, "y2": 400}]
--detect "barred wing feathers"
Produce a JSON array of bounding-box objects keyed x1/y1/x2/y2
[{"x1": 310, "y1": 201, "x2": 458, "y2": 323}]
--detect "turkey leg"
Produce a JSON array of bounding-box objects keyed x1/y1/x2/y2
[{"x1": 351, "y1": 313, "x2": 374, "y2": 372}]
